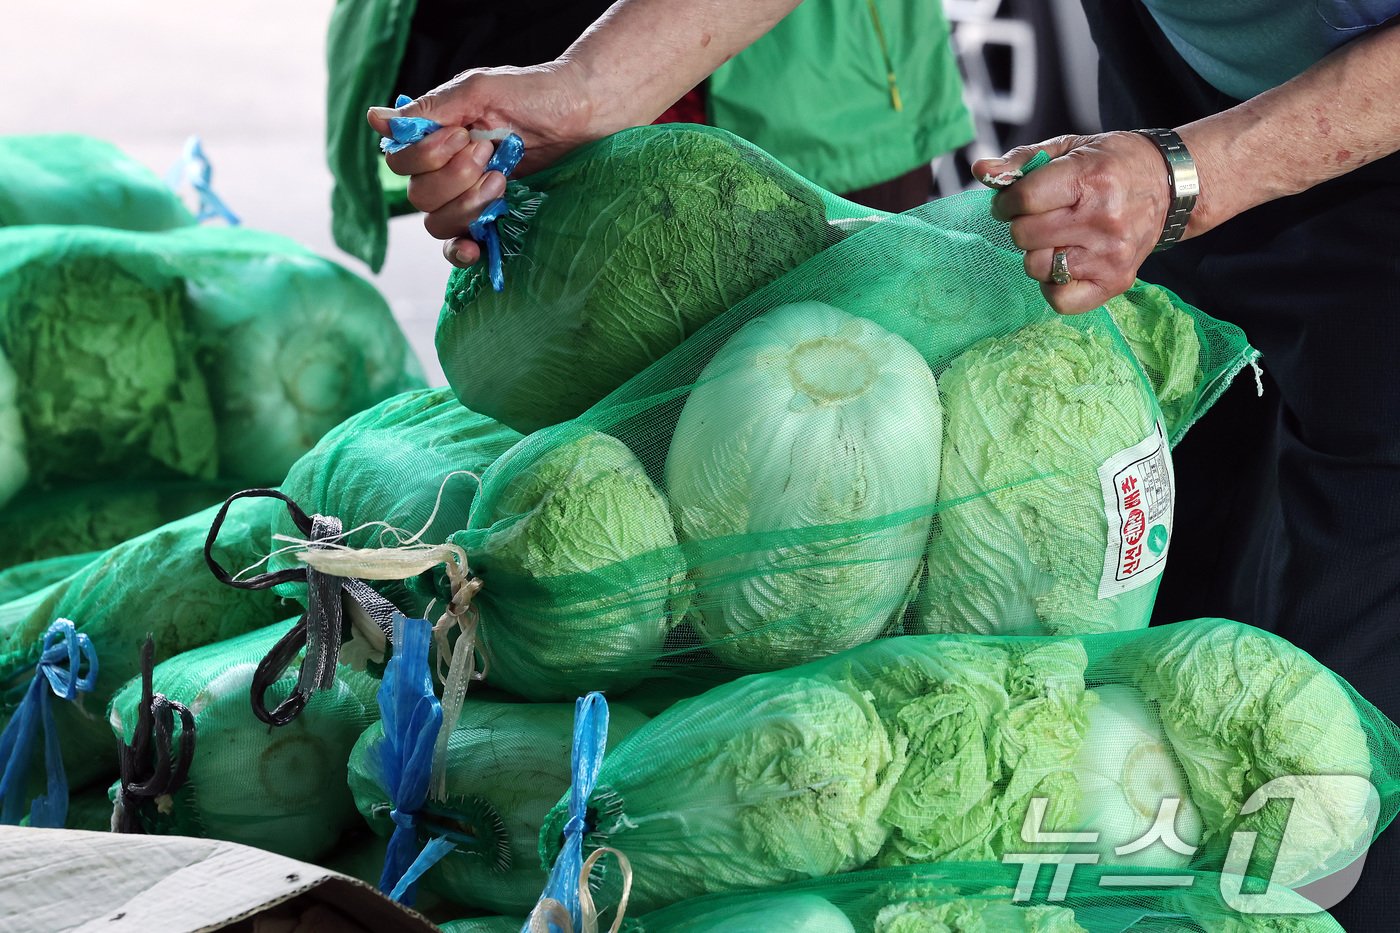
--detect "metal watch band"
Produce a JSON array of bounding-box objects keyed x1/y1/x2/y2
[{"x1": 1134, "y1": 128, "x2": 1199, "y2": 251}]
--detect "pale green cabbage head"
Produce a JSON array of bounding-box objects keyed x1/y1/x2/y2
[
  {"x1": 654, "y1": 893, "x2": 856, "y2": 933},
  {"x1": 464, "y1": 430, "x2": 685, "y2": 699},
  {"x1": 539, "y1": 672, "x2": 906, "y2": 911},
  {"x1": 917, "y1": 318, "x2": 1160, "y2": 637},
  {"x1": 1131, "y1": 620, "x2": 1376, "y2": 886},
  {"x1": 666, "y1": 301, "x2": 941, "y2": 670},
  {"x1": 0, "y1": 350, "x2": 27, "y2": 506},
  {"x1": 874, "y1": 898, "x2": 1088, "y2": 933},
  {"x1": 871, "y1": 640, "x2": 1092, "y2": 866},
  {"x1": 1106, "y1": 284, "x2": 1204, "y2": 441},
  {"x1": 1073, "y1": 684, "x2": 1202, "y2": 868}
]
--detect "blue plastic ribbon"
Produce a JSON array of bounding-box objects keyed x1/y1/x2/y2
[
  {"x1": 378, "y1": 94, "x2": 524, "y2": 292},
  {"x1": 165, "y1": 136, "x2": 240, "y2": 225},
  {"x1": 376, "y1": 612, "x2": 454, "y2": 905},
  {"x1": 524, "y1": 692, "x2": 611, "y2": 933},
  {"x1": 0, "y1": 620, "x2": 98, "y2": 828},
  {"x1": 380, "y1": 95, "x2": 442, "y2": 154}
]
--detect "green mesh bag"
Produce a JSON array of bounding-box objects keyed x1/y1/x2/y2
[
  {"x1": 1106, "y1": 282, "x2": 1259, "y2": 447},
  {"x1": 348, "y1": 698, "x2": 649, "y2": 913},
  {"x1": 534, "y1": 619, "x2": 1397, "y2": 913},
  {"x1": 0, "y1": 134, "x2": 194, "y2": 231},
  {"x1": 439, "y1": 919, "x2": 526, "y2": 933},
  {"x1": 622, "y1": 863, "x2": 1344, "y2": 932},
  {"x1": 107, "y1": 621, "x2": 379, "y2": 862},
  {"x1": 0, "y1": 479, "x2": 237, "y2": 570},
  {"x1": 0, "y1": 223, "x2": 424, "y2": 516},
  {"x1": 435, "y1": 125, "x2": 851, "y2": 434},
  {"x1": 0, "y1": 498, "x2": 286, "y2": 798},
  {"x1": 325, "y1": 0, "x2": 417, "y2": 271},
  {"x1": 0, "y1": 552, "x2": 99, "y2": 605},
  {"x1": 265, "y1": 387, "x2": 522, "y2": 621},
  {"x1": 299, "y1": 189, "x2": 1253, "y2": 705}
]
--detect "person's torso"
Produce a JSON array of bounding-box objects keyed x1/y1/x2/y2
[{"x1": 1138, "y1": 0, "x2": 1399, "y2": 99}]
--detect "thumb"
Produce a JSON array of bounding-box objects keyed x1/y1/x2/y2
[
  {"x1": 972, "y1": 135, "x2": 1087, "y2": 184},
  {"x1": 367, "y1": 92, "x2": 455, "y2": 136}
]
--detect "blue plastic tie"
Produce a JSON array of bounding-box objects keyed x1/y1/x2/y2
[
  {"x1": 165, "y1": 136, "x2": 240, "y2": 225},
  {"x1": 0, "y1": 620, "x2": 98, "y2": 828},
  {"x1": 376, "y1": 613, "x2": 454, "y2": 905},
  {"x1": 524, "y1": 692, "x2": 611, "y2": 933},
  {"x1": 378, "y1": 94, "x2": 524, "y2": 292},
  {"x1": 380, "y1": 94, "x2": 442, "y2": 154}
]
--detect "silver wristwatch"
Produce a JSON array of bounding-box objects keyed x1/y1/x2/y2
[{"x1": 1134, "y1": 128, "x2": 1199, "y2": 251}]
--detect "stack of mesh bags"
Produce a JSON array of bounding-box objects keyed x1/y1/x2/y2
[
  {"x1": 444, "y1": 863, "x2": 1347, "y2": 932},
  {"x1": 106, "y1": 621, "x2": 381, "y2": 861},
  {"x1": 0, "y1": 220, "x2": 424, "y2": 570},
  {"x1": 0, "y1": 497, "x2": 286, "y2": 824},
  {"x1": 303, "y1": 161, "x2": 1255, "y2": 708},
  {"x1": 315, "y1": 126, "x2": 1273, "y2": 922}
]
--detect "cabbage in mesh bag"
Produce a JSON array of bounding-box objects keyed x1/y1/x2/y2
[
  {"x1": 299, "y1": 189, "x2": 1251, "y2": 702},
  {"x1": 0, "y1": 479, "x2": 237, "y2": 571},
  {"x1": 108, "y1": 621, "x2": 379, "y2": 861},
  {"x1": 435, "y1": 125, "x2": 840, "y2": 434},
  {"x1": 0, "y1": 223, "x2": 423, "y2": 513},
  {"x1": 349, "y1": 698, "x2": 649, "y2": 913},
  {"x1": 0, "y1": 498, "x2": 286, "y2": 800},
  {"x1": 0, "y1": 134, "x2": 194, "y2": 231},
  {"x1": 266, "y1": 387, "x2": 522, "y2": 621},
  {"x1": 622, "y1": 862, "x2": 1345, "y2": 933},
  {"x1": 536, "y1": 619, "x2": 1397, "y2": 912}
]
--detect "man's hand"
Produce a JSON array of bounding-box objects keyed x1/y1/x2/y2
[
  {"x1": 972, "y1": 132, "x2": 1171, "y2": 314},
  {"x1": 368, "y1": 62, "x2": 595, "y2": 269}
]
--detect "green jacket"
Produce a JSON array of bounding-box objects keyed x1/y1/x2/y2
[{"x1": 708, "y1": 0, "x2": 974, "y2": 194}]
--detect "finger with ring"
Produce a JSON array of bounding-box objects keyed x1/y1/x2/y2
[{"x1": 1050, "y1": 249, "x2": 1072, "y2": 286}]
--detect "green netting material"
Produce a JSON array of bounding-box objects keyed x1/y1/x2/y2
[
  {"x1": 434, "y1": 126, "x2": 1252, "y2": 442},
  {"x1": 0, "y1": 552, "x2": 100, "y2": 605},
  {"x1": 623, "y1": 863, "x2": 1344, "y2": 932},
  {"x1": 0, "y1": 134, "x2": 195, "y2": 231},
  {"x1": 0, "y1": 479, "x2": 237, "y2": 571},
  {"x1": 0, "y1": 223, "x2": 424, "y2": 518},
  {"x1": 438, "y1": 918, "x2": 526, "y2": 933},
  {"x1": 536, "y1": 619, "x2": 1398, "y2": 913},
  {"x1": 348, "y1": 698, "x2": 649, "y2": 914},
  {"x1": 0, "y1": 499, "x2": 286, "y2": 794},
  {"x1": 267, "y1": 387, "x2": 522, "y2": 620},
  {"x1": 18, "y1": 784, "x2": 114, "y2": 833},
  {"x1": 291, "y1": 184, "x2": 1254, "y2": 704},
  {"x1": 325, "y1": 0, "x2": 418, "y2": 271},
  {"x1": 435, "y1": 125, "x2": 848, "y2": 435},
  {"x1": 108, "y1": 621, "x2": 379, "y2": 861}
]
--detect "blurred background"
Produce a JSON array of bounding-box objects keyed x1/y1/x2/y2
[{"x1": 0, "y1": 0, "x2": 1098, "y2": 387}]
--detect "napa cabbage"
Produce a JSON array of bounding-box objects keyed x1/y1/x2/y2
[
  {"x1": 1072, "y1": 685, "x2": 1202, "y2": 868},
  {"x1": 665, "y1": 301, "x2": 941, "y2": 670},
  {"x1": 460, "y1": 430, "x2": 686, "y2": 700},
  {"x1": 108, "y1": 621, "x2": 380, "y2": 861},
  {"x1": 436, "y1": 125, "x2": 834, "y2": 434},
  {"x1": 1130, "y1": 620, "x2": 1377, "y2": 886},
  {"x1": 348, "y1": 699, "x2": 648, "y2": 914},
  {"x1": 873, "y1": 898, "x2": 1087, "y2": 933},
  {"x1": 538, "y1": 672, "x2": 906, "y2": 911},
  {"x1": 644, "y1": 893, "x2": 856, "y2": 932},
  {"x1": 917, "y1": 318, "x2": 1161, "y2": 637},
  {"x1": 1106, "y1": 284, "x2": 1204, "y2": 443},
  {"x1": 871, "y1": 640, "x2": 1092, "y2": 865}
]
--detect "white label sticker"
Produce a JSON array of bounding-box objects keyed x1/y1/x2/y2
[{"x1": 1098, "y1": 421, "x2": 1175, "y2": 599}]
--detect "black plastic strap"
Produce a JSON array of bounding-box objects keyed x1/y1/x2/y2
[
  {"x1": 114, "y1": 636, "x2": 195, "y2": 834},
  {"x1": 206, "y1": 489, "x2": 402, "y2": 727}
]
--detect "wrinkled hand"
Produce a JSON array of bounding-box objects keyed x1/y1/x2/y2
[
  {"x1": 368, "y1": 62, "x2": 596, "y2": 268},
  {"x1": 972, "y1": 132, "x2": 1171, "y2": 314}
]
